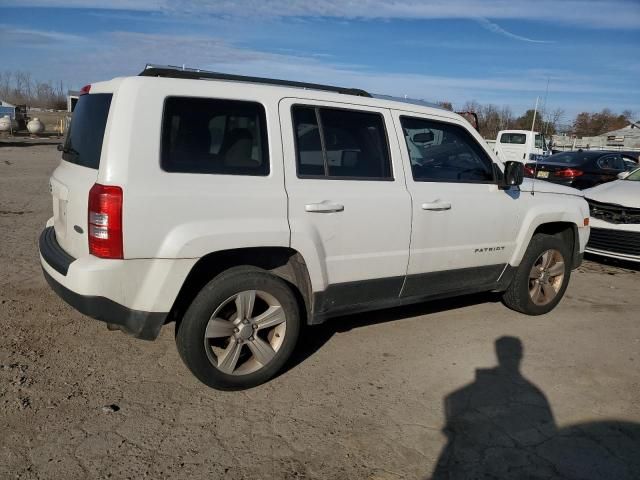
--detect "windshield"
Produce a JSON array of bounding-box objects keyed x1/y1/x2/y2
[
  {"x1": 626, "y1": 168, "x2": 640, "y2": 181},
  {"x1": 62, "y1": 93, "x2": 112, "y2": 169}
]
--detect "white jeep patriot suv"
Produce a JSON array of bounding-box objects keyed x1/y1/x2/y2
[{"x1": 40, "y1": 65, "x2": 590, "y2": 390}]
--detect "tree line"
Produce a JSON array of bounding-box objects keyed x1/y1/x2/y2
[
  {"x1": 0, "y1": 71, "x2": 66, "y2": 110},
  {"x1": 438, "y1": 100, "x2": 634, "y2": 140}
]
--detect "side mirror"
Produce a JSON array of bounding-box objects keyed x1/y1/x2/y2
[
  {"x1": 617, "y1": 171, "x2": 630, "y2": 180},
  {"x1": 500, "y1": 161, "x2": 524, "y2": 188}
]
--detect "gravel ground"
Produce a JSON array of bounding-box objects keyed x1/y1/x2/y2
[{"x1": 1, "y1": 140, "x2": 639, "y2": 479}]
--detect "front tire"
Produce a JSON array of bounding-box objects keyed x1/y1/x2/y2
[
  {"x1": 502, "y1": 234, "x2": 572, "y2": 315},
  {"x1": 176, "y1": 266, "x2": 301, "y2": 390}
]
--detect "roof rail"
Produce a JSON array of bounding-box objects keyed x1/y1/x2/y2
[
  {"x1": 372, "y1": 94, "x2": 443, "y2": 110},
  {"x1": 139, "y1": 64, "x2": 372, "y2": 98}
]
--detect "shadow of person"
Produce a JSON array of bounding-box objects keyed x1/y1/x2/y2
[{"x1": 431, "y1": 336, "x2": 640, "y2": 480}]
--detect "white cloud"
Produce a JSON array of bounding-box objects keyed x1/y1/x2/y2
[
  {"x1": 0, "y1": 25, "x2": 85, "y2": 44},
  {"x1": 5, "y1": 0, "x2": 640, "y2": 28},
  {"x1": 7, "y1": 29, "x2": 629, "y2": 116},
  {"x1": 1, "y1": 15, "x2": 636, "y2": 115},
  {"x1": 476, "y1": 18, "x2": 554, "y2": 44}
]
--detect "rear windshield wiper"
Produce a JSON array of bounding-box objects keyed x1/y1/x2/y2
[{"x1": 57, "y1": 144, "x2": 79, "y2": 157}]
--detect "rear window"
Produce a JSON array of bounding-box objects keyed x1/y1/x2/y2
[
  {"x1": 62, "y1": 93, "x2": 112, "y2": 169},
  {"x1": 548, "y1": 153, "x2": 579, "y2": 163},
  {"x1": 547, "y1": 152, "x2": 591, "y2": 164},
  {"x1": 500, "y1": 133, "x2": 526, "y2": 144},
  {"x1": 161, "y1": 97, "x2": 269, "y2": 176}
]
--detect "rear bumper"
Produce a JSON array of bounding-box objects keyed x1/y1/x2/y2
[
  {"x1": 39, "y1": 225, "x2": 75, "y2": 276},
  {"x1": 525, "y1": 177, "x2": 575, "y2": 188},
  {"x1": 39, "y1": 226, "x2": 196, "y2": 340},
  {"x1": 42, "y1": 268, "x2": 167, "y2": 340}
]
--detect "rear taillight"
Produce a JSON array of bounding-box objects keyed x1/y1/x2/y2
[
  {"x1": 524, "y1": 165, "x2": 536, "y2": 177},
  {"x1": 79, "y1": 84, "x2": 91, "y2": 95},
  {"x1": 554, "y1": 168, "x2": 584, "y2": 177},
  {"x1": 88, "y1": 183, "x2": 123, "y2": 259}
]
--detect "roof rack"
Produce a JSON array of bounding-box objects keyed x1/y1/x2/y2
[
  {"x1": 372, "y1": 94, "x2": 443, "y2": 110},
  {"x1": 139, "y1": 64, "x2": 372, "y2": 98}
]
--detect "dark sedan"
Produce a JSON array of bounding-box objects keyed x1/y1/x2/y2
[{"x1": 524, "y1": 150, "x2": 639, "y2": 190}]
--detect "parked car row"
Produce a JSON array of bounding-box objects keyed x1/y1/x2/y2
[
  {"x1": 523, "y1": 150, "x2": 639, "y2": 190},
  {"x1": 520, "y1": 149, "x2": 639, "y2": 263},
  {"x1": 584, "y1": 166, "x2": 640, "y2": 263}
]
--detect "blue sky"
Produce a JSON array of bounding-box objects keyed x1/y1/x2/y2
[{"x1": 1, "y1": 0, "x2": 639, "y2": 119}]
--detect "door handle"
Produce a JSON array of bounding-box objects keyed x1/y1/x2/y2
[
  {"x1": 421, "y1": 201, "x2": 451, "y2": 211},
  {"x1": 305, "y1": 201, "x2": 345, "y2": 213}
]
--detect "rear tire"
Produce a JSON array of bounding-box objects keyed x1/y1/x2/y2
[
  {"x1": 176, "y1": 266, "x2": 301, "y2": 390},
  {"x1": 502, "y1": 234, "x2": 572, "y2": 315}
]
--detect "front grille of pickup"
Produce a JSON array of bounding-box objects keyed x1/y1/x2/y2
[
  {"x1": 588, "y1": 199, "x2": 640, "y2": 224},
  {"x1": 587, "y1": 227, "x2": 640, "y2": 257}
]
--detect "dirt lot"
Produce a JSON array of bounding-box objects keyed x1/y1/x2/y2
[{"x1": 1, "y1": 140, "x2": 639, "y2": 480}]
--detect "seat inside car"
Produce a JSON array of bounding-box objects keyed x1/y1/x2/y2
[{"x1": 221, "y1": 128, "x2": 258, "y2": 169}]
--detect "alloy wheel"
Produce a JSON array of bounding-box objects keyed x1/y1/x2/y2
[
  {"x1": 528, "y1": 249, "x2": 565, "y2": 306},
  {"x1": 203, "y1": 290, "x2": 287, "y2": 375}
]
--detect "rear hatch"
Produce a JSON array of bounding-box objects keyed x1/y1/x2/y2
[{"x1": 50, "y1": 92, "x2": 112, "y2": 259}]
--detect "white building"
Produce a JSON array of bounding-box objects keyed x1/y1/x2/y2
[{"x1": 552, "y1": 121, "x2": 640, "y2": 152}]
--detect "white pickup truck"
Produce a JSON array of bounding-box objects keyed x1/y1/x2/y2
[
  {"x1": 39, "y1": 66, "x2": 590, "y2": 390},
  {"x1": 488, "y1": 129, "x2": 551, "y2": 164}
]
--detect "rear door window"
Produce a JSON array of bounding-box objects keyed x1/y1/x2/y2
[
  {"x1": 62, "y1": 93, "x2": 112, "y2": 169},
  {"x1": 161, "y1": 97, "x2": 269, "y2": 176},
  {"x1": 292, "y1": 105, "x2": 392, "y2": 180}
]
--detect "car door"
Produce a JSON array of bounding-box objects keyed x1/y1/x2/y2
[
  {"x1": 392, "y1": 111, "x2": 522, "y2": 298},
  {"x1": 597, "y1": 154, "x2": 626, "y2": 183},
  {"x1": 279, "y1": 98, "x2": 412, "y2": 313}
]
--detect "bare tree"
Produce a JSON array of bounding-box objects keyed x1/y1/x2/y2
[
  {"x1": 0, "y1": 70, "x2": 66, "y2": 109},
  {"x1": 622, "y1": 110, "x2": 635, "y2": 122},
  {"x1": 499, "y1": 106, "x2": 513, "y2": 131}
]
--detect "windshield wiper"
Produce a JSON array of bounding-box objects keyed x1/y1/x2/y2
[{"x1": 57, "y1": 144, "x2": 79, "y2": 157}]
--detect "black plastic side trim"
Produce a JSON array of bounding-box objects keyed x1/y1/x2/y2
[
  {"x1": 311, "y1": 285, "x2": 500, "y2": 325},
  {"x1": 401, "y1": 264, "x2": 505, "y2": 298},
  {"x1": 313, "y1": 276, "x2": 404, "y2": 314},
  {"x1": 573, "y1": 252, "x2": 584, "y2": 269},
  {"x1": 310, "y1": 264, "x2": 511, "y2": 325},
  {"x1": 571, "y1": 225, "x2": 583, "y2": 269},
  {"x1": 39, "y1": 227, "x2": 75, "y2": 276},
  {"x1": 495, "y1": 265, "x2": 517, "y2": 291},
  {"x1": 42, "y1": 268, "x2": 167, "y2": 341}
]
